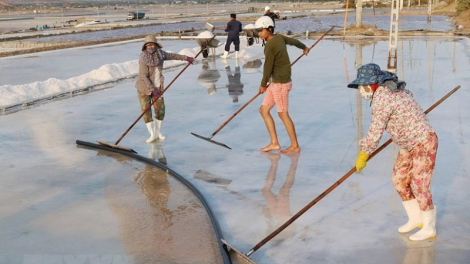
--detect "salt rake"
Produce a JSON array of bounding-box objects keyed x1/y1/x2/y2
[
  {"x1": 222, "y1": 85, "x2": 461, "y2": 264},
  {"x1": 97, "y1": 32, "x2": 216, "y2": 154},
  {"x1": 191, "y1": 26, "x2": 337, "y2": 150}
]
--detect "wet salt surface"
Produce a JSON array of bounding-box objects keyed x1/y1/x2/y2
[
  {"x1": 0, "y1": 36, "x2": 469, "y2": 264},
  {"x1": 25, "y1": 13, "x2": 454, "y2": 43},
  {"x1": 0, "y1": 143, "x2": 223, "y2": 264}
]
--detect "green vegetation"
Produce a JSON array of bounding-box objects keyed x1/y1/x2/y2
[{"x1": 457, "y1": 0, "x2": 470, "y2": 13}]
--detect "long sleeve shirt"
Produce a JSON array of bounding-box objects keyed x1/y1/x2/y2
[
  {"x1": 261, "y1": 34, "x2": 307, "y2": 87},
  {"x1": 135, "y1": 49, "x2": 187, "y2": 95},
  {"x1": 360, "y1": 86, "x2": 435, "y2": 154},
  {"x1": 225, "y1": 20, "x2": 242, "y2": 39}
]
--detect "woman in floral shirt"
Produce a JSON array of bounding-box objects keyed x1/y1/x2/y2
[{"x1": 348, "y1": 63, "x2": 438, "y2": 241}]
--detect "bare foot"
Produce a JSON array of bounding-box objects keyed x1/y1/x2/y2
[
  {"x1": 280, "y1": 146, "x2": 301, "y2": 154},
  {"x1": 260, "y1": 143, "x2": 281, "y2": 152}
]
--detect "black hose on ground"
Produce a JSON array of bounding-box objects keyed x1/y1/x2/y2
[{"x1": 76, "y1": 139, "x2": 232, "y2": 264}]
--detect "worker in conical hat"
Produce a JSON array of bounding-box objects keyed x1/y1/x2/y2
[{"x1": 135, "y1": 35, "x2": 194, "y2": 143}]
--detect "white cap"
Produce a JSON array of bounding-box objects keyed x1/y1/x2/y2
[
  {"x1": 274, "y1": 10, "x2": 280, "y2": 13},
  {"x1": 264, "y1": 6, "x2": 270, "y2": 11},
  {"x1": 255, "y1": 16, "x2": 275, "y2": 29}
]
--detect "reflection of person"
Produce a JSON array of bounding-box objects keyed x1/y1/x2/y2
[
  {"x1": 135, "y1": 35, "x2": 194, "y2": 143},
  {"x1": 148, "y1": 142, "x2": 167, "y2": 165},
  {"x1": 105, "y1": 163, "x2": 174, "y2": 262},
  {"x1": 255, "y1": 16, "x2": 309, "y2": 154},
  {"x1": 225, "y1": 62, "x2": 244, "y2": 103},
  {"x1": 348, "y1": 63, "x2": 438, "y2": 241},
  {"x1": 264, "y1": 6, "x2": 278, "y2": 26},
  {"x1": 105, "y1": 161, "x2": 223, "y2": 263},
  {"x1": 222, "y1": 13, "x2": 242, "y2": 60},
  {"x1": 261, "y1": 152, "x2": 298, "y2": 237},
  {"x1": 198, "y1": 60, "x2": 221, "y2": 95}
]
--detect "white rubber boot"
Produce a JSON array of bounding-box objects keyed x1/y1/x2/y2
[
  {"x1": 235, "y1": 51, "x2": 239, "y2": 59},
  {"x1": 145, "y1": 121, "x2": 157, "y2": 143},
  {"x1": 221, "y1": 51, "x2": 228, "y2": 59},
  {"x1": 398, "y1": 199, "x2": 423, "y2": 233},
  {"x1": 156, "y1": 120, "x2": 165, "y2": 140},
  {"x1": 409, "y1": 206, "x2": 437, "y2": 241}
]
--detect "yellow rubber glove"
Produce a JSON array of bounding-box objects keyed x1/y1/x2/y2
[{"x1": 355, "y1": 151, "x2": 369, "y2": 172}]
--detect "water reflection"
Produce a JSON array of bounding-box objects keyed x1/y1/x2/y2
[
  {"x1": 261, "y1": 152, "x2": 299, "y2": 239},
  {"x1": 148, "y1": 141, "x2": 167, "y2": 165},
  {"x1": 399, "y1": 234, "x2": 436, "y2": 264},
  {"x1": 193, "y1": 170, "x2": 233, "y2": 187},
  {"x1": 37, "y1": 14, "x2": 454, "y2": 43},
  {"x1": 223, "y1": 60, "x2": 244, "y2": 103},
  {"x1": 100, "y1": 150, "x2": 223, "y2": 263},
  {"x1": 198, "y1": 59, "x2": 221, "y2": 95},
  {"x1": 100, "y1": 152, "x2": 175, "y2": 262},
  {"x1": 242, "y1": 58, "x2": 262, "y2": 75},
  {"x1": 278, "y1": 13, "x2": 453, "y2": 34}
]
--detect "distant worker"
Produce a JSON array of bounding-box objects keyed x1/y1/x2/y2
[
  {"x1": 222, "y1": 13, "x2": 242, "y2": 60},
  {"x1": 135, "y1": 35, "x2": 194, "y2": 143},
  {"x1": 274, "y1": 10, "x2": 284, "y2": 20},
  {"x1": 264, "y1": 6, "x2": 278, "y2": 26}
]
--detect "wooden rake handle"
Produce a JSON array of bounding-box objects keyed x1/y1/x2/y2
[
  {"x1": 246, "y1": 84, "x2": 461, "y2": 257},
  {"x1": 114, "y1": 36, "x2": 215, "y2": 145},
  {"x1": 291, "y1": 25, "x2": 336, "y2": 66},
  {"x1": 209, "y1": 26, "x2": 336, "y2": 139}
]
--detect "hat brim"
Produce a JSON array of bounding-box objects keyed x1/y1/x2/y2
[
  {"x1": 347, "y1": 74, "x2": 381, "y2": 89},
  {"x1": 347, "y1": 79, "x2": 364, "y2": 89},
  {"x1": 142, "y1": 42, "x2": 162, "y2": 51}
]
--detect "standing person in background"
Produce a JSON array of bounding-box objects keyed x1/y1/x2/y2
[
  {"x1": 275, "y1": 10, "x2": 283, "y2": 20},
  {"x1": 264, "y1": 6, "x2": 278, "y2": 26},
  {"x1": 135, "y1": 35, "x2": 194, "y2": 143},
  {"x1": 349, "y1": 63, "x2": 438, "y2": 241},
  {"x1": 222, "y1": 13, "x2": 242, "y2": 59},
  {"x1": 255, "y1": 16, "x2": 309, "y2": 154}
]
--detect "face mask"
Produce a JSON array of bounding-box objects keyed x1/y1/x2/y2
[
  {"x1": 359, "y1": 85, "x2": 373, "y2": 101},
  {"x1": 146, "y1": 44, "x2": 157, "y2": 53}
]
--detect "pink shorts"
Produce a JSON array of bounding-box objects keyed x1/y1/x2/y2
[{"x1": 261, "y1": 82, "x2": 292, "y2": 112}]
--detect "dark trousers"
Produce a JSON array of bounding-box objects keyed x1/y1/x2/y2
[{"x1": 225, "y1": 37, "x2": 240, "y2": 52}]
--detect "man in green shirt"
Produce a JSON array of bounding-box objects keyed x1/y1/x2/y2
[{"x1": 255, "y1": 16, "x2": 309, "y2": 154}]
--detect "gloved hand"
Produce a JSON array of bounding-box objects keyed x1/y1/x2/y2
[
  {"x1": 355, "y1": 151, "x2": 369, "y2": 172},
  {"x1": 152, "y1": 89, "x2": 160, "y2": 98},
  {"x1": 186, "y1": 56, "x2": 194, "y2": 64}
]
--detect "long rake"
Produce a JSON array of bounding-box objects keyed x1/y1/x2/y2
[
  {"x1": 222, "y1": 85, "x2": 461, "y2": 264},
  {"x1": 191, "y1": 25, "x2": 337, "y2": 150},
  {"x1": 97, "y1": 32, "x2": 216, "y2": 153}
]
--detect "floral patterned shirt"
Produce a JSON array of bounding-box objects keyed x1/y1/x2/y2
[{"x1": 360, "y1": 86, "x2": 434, "y2": 154}]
